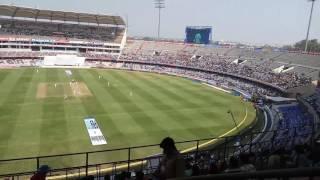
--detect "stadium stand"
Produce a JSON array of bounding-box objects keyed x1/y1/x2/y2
[
  {"x1": 0, "y1": 67, "x2": 317, "y2": 178},
  {"x1": 272, "y1": 53, "x2": 320, "y2": 67},
  {"x1": 117, "y1": 62, "x2": 280, "y2": 96},
  {"x1": 0, "y1": 41, "x2": 316, "y2": 97},
  {"x1": 0, "y1": 18, "x2": 126, "y2": 42},
  {"x1": 120, "y1": 40, "x2": 314, "y2": 90},
  {"x1": 0, "y1": 5, "x2": 127, "y2": 56},
  {"x1": 0, "y1": 5, "x2": 320, "y2": 179},
  {"x1": 305, "y1": 91, "x2": 320, "y2": 116},
  {"x1": 272, "y1": 104, "x2": 314, "y2": 150}
]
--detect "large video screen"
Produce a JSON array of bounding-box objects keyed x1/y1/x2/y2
[{"x1": 185, "y1": 27, "x2": 212, "y2": 44}]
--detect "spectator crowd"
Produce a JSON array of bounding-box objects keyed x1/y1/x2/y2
[
  {"x1": 0, "y1": 19, "x2": 124, "y2": 42},
  {"x1": 120, "y1": 51, "x2": 312, "y2": 90}
]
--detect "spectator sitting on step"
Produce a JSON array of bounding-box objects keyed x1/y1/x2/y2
[
  {"x1": 154, "y1": 137, "x2": 186, "y2": 180},
  {"x1": 30, "y1": 165, "x2": 50, "y2": 180}
]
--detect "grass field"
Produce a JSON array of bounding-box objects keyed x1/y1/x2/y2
[{"x1": 0, "y1": 68, "x2": 255, "y2": 173}]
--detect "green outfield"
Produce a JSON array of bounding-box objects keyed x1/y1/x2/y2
[{"x1": 0, "y1": 68, "x2": 255, "y2": 173}]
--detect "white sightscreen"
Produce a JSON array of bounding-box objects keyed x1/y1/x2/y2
[{"x1": 43, "y1": 55, "x2": 85, "y2": 66}]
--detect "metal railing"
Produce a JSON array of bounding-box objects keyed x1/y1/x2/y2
[{"x1": 0, "y1": 123, "x2": 318, "y2": 179}]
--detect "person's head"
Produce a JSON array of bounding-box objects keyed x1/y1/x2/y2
[
  {"x1": 160, "y1": 137, "x2": 177, "y2": 155},
  {"x1": 38, "y1": 165, "x2": 50, "y2": 175}
]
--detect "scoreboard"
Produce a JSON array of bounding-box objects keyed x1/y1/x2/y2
[{"x1": 185, "y1": 26, "x2": 212, "y2": 44}]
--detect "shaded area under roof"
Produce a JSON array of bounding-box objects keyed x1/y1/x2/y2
[{"x1": 0, "y1": 5, "x2": 126, "y2": 26}]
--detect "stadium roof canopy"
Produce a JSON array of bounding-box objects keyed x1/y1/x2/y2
[{"x1": 0, "y1": 5, "x2": 125, "y2": 26}]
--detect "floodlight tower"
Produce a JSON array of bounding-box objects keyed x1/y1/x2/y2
[
  {"x1": 155, "y1": 0, "x2": 165, "y2": 39},
  {"x1": 304, "y1": 0, "x2": 317, "y2": 52}
]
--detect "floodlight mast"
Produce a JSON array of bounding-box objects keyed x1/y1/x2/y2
[
  {"x1": 305, "y1": 0, "x2": 317, "y2": 52},
  {"x1": 155, "y1": 0, "x2": 165, "y2": 39}
]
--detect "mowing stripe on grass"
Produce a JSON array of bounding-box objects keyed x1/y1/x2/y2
[
  {"x1": 127, "y1": 71, "x2": 221, "y2": 129},
  {"x1": 147, "y1": 73, "x2": 229, "y2": 107},
  {"x1": 89, "y1": 70, "x2": 168, "y2": 138},
  {"x1": 129, "y1": 72, "x2": 205, "y2": 108},
  {"x1": 0, "y1": 69, "x2": 35, "y2": 159},
  {"x1": 82, "y1": 69, "x2": 162, "y2": 161},
  {"x1": 57, "y1": 69, "x2": 89, "y2": 147},
  {"x1": 82, "y1": 70, "x2": 151, "y2": 149},
  {"x1": 72, "y1": 70, "x2": 132, "y2": 147},
  {"x1": 0, "y1": 68, "x2": 256, "y2": 169},
  {"x1": 142, "y1": 72, "x2": 247, "y2": 125},
  {"x1": 110, "y1": 70, "x2": 213, "y2": 139},
  {"x1": 0, "y1": 70, "x2": 10, "y2": 84},
  {"x1": 0, "y1": 70, "x2": 20, "y2": 107},
  {"x1": 110, "y1": 71, "x2": 200, "y2": 136},
  {"x1": 140, "y1": 78, "x2": 199, "y2": 109},
  {"x1": 5, "y1": 68, "x2": 41, "y2": 158},
  {"x1": 39, "y1": 69, "x2": 70, "y2": 156},
  {"x1": 128, "y1": 71, "x2": 247, "y2": 137}
]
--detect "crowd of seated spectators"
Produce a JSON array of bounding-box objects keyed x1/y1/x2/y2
[
  {"x1": 304, "y1": 90, "x2": 320, "y2": 116},
  {"x1": 0, "y1": 59, "x2": 37, "y2": 67},
  {"x1": 120, "y1": 51, "x2": 312, "y2": 90},
  {"x1": 0, "y1": 51, "x2": 280, "y2": 97},
  {"x1": 119, "y1": 62, "x2": 280, "y2": 96},
  {"x1": 0, "y1": 41, "x2": 313, "y2": 92},
  {"x1": 272, "y1": 104, "x2": 314, "y2": 150},
  {"x1": 0, "y1": 51, "x2": 116, "y2": 60},
  {"x1": 82, "y1": 60, "x2": 279, "y2": 96},
  {"x1": 0, "y1": 19, "x2": 124, "y2": 42},
  {"x1": 180, "y1": 143, "x2": 319, "y2": 177},
  {"x1": 0, "y1": 49, "x2": 312, "y2": 97},
  {"x1": 79, "y1": 140, "x2": 320, "y2": 180},
  {"x1": 158, "y1": 103, "x2": 317, "y2": 178}
]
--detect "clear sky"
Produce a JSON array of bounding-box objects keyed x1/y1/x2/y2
[{"x1": 2, "y1": 0, "x2": 320, "y2": 45}]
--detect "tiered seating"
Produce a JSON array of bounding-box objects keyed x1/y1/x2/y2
[
  {"x1": 305, "y1": 92, "x2": 320, "y2": 115},
  {"x1": 0, "y1": 19, "x2": 125, "y2": 42},
  {"x1": 274, "y1": 53, "x2": 320, "y2": 68},
  {"x1": 119, "y1": 62, "x2": 279, "y2": 96},
  {"x1": 121, "y1": 46, "x2": 312, "y2": 89},
  {"x1": 273, "y1": 105, "x2": 314, "y2": 149},
  {"x1": 0, "y1": 59, "x2": 37, "y2": 67},
  {"x1": 0, "y1": 51, "x2": 115, "y2": 59}
]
